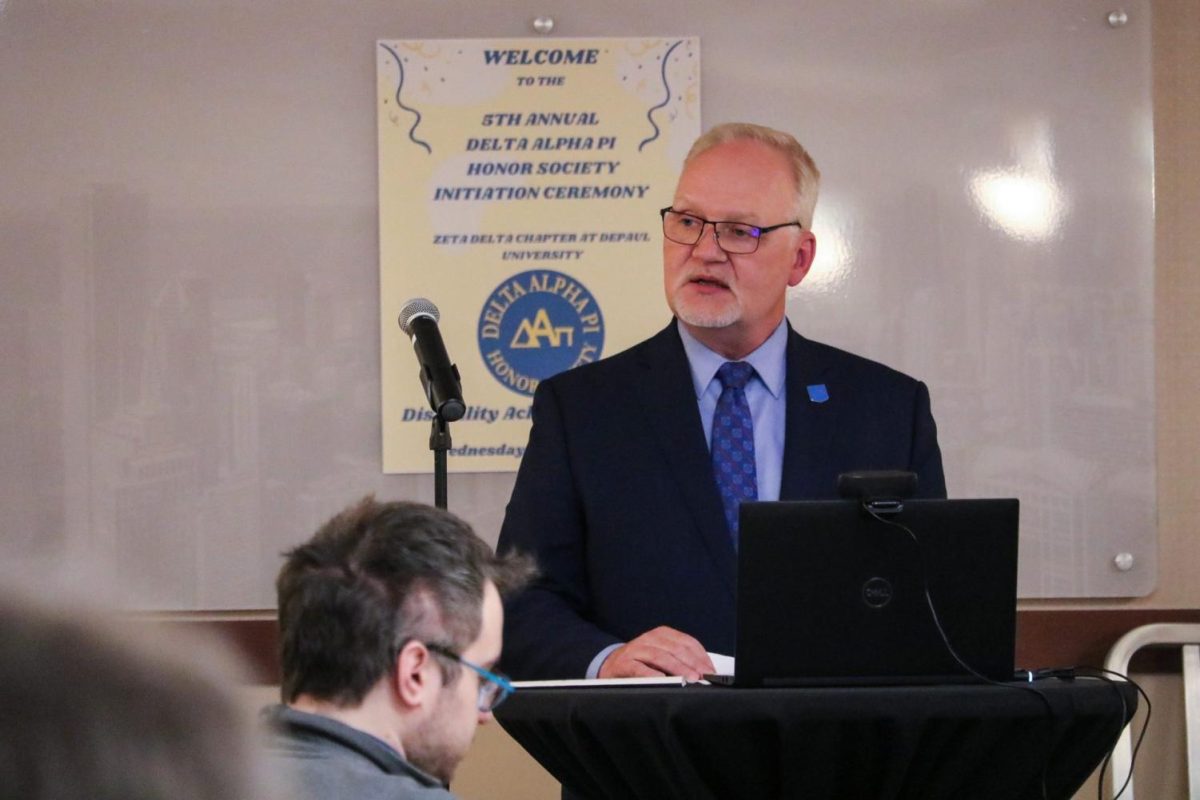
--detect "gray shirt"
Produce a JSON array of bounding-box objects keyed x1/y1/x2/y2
[{"x1": 261, "y1": 704, "x2": 456, "y2": 800}]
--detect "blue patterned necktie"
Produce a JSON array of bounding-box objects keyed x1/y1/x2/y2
[{"x1": 712, "y1": 361, "x2": 758, "y2": 545}]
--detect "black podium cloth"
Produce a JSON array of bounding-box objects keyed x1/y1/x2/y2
[{"x1": 495, "y1": 679, "x2": 1135, "y2": 800}]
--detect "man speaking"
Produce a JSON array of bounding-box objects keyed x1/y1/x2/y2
[{"x1": 497, "y1": 122, "x2": 946, "y2": 681}]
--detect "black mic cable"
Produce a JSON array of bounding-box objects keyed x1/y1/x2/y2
[{"x1": 863, "y1": 505, "x2": 1058, "y2": 800}]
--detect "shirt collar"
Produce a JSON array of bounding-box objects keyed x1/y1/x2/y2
[{"x1": 677, "y1": 317, "x2": 788, "y2": 400}]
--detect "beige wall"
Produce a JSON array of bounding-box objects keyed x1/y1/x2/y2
[
  {"x1": 1141, "y1": 0, "x2": 1200, "y2": 613},
  {"x1": 453, "y1": 723, "x2": 559, "y2": 800},
  {"x1": 1079, "y1": 4, "x2": 1200, "y2": 796}
]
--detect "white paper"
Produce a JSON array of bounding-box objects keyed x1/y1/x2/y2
[
  {"x1": 510, "y1": 652, "x2": 737, "y2": 688},
  {"x1": 707, "y1": 652, "x2": 736, "y2": 675},
  {"x1": 511, "y1": 676, "x2": 691, "y2": 689}
]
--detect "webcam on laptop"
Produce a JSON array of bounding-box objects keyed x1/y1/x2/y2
[{"x1": 837, "y1": 470, "x2": 918, "y2": 515}]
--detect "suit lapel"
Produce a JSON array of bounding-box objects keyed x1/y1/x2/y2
[
  {"x1": 780, "y1": 327, "x2": 839, "y2": 499},
  {"x1": 632, "y1": 322, "x2": 737, "y2": 594}
]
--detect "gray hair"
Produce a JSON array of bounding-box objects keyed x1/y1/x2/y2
[{"x1": 685, "y1": 122, "x2": 821, "y2": 229}]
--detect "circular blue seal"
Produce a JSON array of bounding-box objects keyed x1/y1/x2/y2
[{"x1": 477, "y1": 270, "x2": 605, "y2": 397}]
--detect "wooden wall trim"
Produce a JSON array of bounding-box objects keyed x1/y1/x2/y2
[
  {"x1": 163, "y1": 618, "x2": 281, "y2": 685},
  {"x1": 1014, "y1": 608, "x2": 1200, "y2": 674},
  {"x1": 175, "y1": 608, "x2": 1200, "y2": 685}
]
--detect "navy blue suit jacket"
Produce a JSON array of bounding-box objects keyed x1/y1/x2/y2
[{"x1": 497, "y1": 321, "x2": 946, "y2": 680}]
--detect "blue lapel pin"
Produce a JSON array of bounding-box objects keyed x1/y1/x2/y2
[{"x1": 807, "y1": 384, "x2": 829, "y2": 403}]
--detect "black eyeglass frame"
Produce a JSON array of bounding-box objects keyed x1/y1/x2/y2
[
  {"x1": 424, "y1": 642, "x2": 515, "y2": 713},
  {"x1": 659, "y1": 207, "x2": 803, "y2": 254}
]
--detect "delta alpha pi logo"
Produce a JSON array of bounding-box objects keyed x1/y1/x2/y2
[{"x1": 477, "y1": 270, "x2": 605, "y2": 397}]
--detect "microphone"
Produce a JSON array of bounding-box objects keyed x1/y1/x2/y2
[{"x1": 397, "y1": 298, "x2": 466, "y2": 422}]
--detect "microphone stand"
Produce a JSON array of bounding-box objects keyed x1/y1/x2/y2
[
  {"x1": 429, "y1": 414, "x2": 451, "y2": 510},
  {"x1": 405, "y1": 305, "x2": 462, "y2": 510}
]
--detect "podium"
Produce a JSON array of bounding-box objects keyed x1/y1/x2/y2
[{"x1": 495, "y1": 679, "x2": 1136, "y2": 799}]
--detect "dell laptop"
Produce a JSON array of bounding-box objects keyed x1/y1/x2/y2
[{"x1": 718, "y1": 497, "x2": 1019, "y2": 686}]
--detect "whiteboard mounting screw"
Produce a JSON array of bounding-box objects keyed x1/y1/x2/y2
[
  {"x1": 532, "y1": 16, "x2": 555, "y2": 35},
  {"x1": 1107, "y1": 10, "x2": 1128, "y2": 28},
  {"x1": 1114, "y1": 552, "x2": 1135, "y2": 571}
]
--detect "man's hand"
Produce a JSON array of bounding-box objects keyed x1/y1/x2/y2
[{"x1": 597, "y1": 626, "x2": 715, "y2": 681}]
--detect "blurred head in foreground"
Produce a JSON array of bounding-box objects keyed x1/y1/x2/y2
[{"x1": 0, "y1": 585, "x2": 271, "y2": 800}]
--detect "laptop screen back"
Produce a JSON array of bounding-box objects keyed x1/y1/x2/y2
[{"x1": 735, "y1": 499, "x2": 1019, "y2": 686}]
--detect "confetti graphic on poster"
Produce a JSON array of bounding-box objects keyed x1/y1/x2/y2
[{"x1": 378, "y1": 37, "x2": 700, "y2": 473}]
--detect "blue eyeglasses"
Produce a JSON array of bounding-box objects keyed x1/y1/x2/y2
[{"x1": 425, "y1": 643, "x2": 515, "y2": 712}]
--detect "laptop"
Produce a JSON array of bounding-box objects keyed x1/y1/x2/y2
[{"x1": 713, "y1": 498, "x2": 1019, "y2": 687}]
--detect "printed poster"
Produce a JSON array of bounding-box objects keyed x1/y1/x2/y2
[{"x1": 378, "y1": 37, "x2": 701, "y2": 472}]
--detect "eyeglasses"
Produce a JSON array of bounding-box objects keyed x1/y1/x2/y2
[
  {"x1": 425, "y1": 643, "x2": 515, "y2": 713},
  {"x1": 660, "y1": 207, "x2": 802, "y2": 254}
]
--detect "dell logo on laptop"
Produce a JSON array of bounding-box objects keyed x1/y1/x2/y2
[{"x1": 862, "y1": 577, "x2": 894, "y2": 608}]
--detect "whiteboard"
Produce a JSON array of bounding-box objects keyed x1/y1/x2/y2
[{"x1": 0, "y1": 0, "x2": 1154, "y2": 607}]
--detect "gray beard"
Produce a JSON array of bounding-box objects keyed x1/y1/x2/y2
[{"x1": 672, "y1": 296, "x2": 742, "y2": 329}]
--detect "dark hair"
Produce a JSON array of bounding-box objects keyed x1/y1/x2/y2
[
  {"x1": 0, "y1": 588, "x2": 270, "y2": 800},
  {"x1": 276, "y1": 496, "x2": 534, "y2": 705}
]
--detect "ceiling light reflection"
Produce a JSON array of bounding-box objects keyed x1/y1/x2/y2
[
  {"x1": 969, "y1": 170, "x2": 1067, "y2": 243},
  {"x1": 797, "y1": 209, "x2": 853, "y2": 298}
]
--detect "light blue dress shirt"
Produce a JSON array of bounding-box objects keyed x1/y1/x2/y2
[
  {"x1": 586, "y1": 317, "x2": 790, "y2": 678},
  {"x1": 677, "y1": 318, "x2": 789, "y2": 503}
]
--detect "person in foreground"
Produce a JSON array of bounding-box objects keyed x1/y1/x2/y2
[
  {"x1": 0, "y1": 583, "x2": 274, "y2": 800},
  {"x1": 263, "y1": 497, "x2": 535, "y2": 799},
  {"x1": 498, "y1": 122, "x2": 947, "y2": 681}
]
